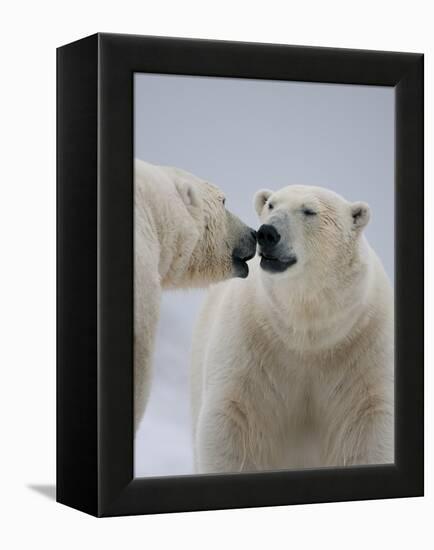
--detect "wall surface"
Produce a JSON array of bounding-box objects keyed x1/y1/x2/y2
[{"x1": 1, "y1": 1, "x2": 432, "y2": 549}]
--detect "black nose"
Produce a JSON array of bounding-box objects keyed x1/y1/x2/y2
[{"x1": 257, "y1": 224, "x2": 280, "y2": 248}]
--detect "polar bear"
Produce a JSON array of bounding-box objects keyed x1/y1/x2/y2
[
  {"x1": 134, "y1": 159, "x2": 256, "y2": 430},
  {"x1": 191, "y1": 184, "x2": 394, "y2": 473}
]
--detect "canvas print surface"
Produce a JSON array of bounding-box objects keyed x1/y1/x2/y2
[{"x1": 133, "y1": 73, "x2": 394, "y2": 477}]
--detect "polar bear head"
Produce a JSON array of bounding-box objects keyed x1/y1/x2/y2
[
  {"x1": 254, "y1": 185, "x2": 370, "y2": 285},
  {"x1": 173, "y1": 174, "x2": 257, "y2": 286}
]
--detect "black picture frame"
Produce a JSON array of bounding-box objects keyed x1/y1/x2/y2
[{"x1": 57, "y1": 33, "x2": 424, "y2": 517}]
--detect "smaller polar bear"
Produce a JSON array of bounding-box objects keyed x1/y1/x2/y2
[
  {"x1": 134, "y1": 159, "x2": 256, "y2": 430},
  {"x1": 191, "y1": 185, "x2": 394, "y2": 473}
]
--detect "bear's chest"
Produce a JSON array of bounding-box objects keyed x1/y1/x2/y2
[
  {"x1": 263, "y1": 343, "x2": 346, "y2": 427},
  {"x1": 253, "y1": 351, "x2": 340, "y2": 469}
]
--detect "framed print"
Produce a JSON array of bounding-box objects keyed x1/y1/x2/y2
[{"x1": 57, "y1": 33, "x2": 424, "y2": 516}]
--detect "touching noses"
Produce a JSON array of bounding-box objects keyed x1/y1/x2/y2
[{"x1": 257, "y1": 224, "x2": 281, "y2": 251}]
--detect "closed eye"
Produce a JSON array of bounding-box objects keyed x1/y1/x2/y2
[
  {"x1": 222, "y1": 198, "x2": 226, "y2": 206},
  {"x1": 303, "y1": 208, "x2": 317, "y2": 216}
]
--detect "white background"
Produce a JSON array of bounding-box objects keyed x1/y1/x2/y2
[{"x1": 1, "y1": 1, "x2": 432, "y2": 548}]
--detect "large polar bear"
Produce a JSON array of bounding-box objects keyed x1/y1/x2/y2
[
  {"x1": 191, "y1": 184, "x2": 394, "y2": 473},
  {"x1": 134, "y1": 159, "x2": 256, "y2": 430}
]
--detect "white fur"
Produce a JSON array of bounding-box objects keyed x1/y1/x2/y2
[
  {"x1": 134, "y1": 159, "x2": 252, "y2": 430},
  {"x1": 191, "y1": 185, "x2": 394, "y2": 473}
]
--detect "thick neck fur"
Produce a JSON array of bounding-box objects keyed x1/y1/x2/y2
[
  {"x1": 257, "y1": 238, "x2": 377, "y2": 354},
  {"x1": 136, "y1": 175, "x2": 200, "y2": 287},
  {"x1": 136, "y1": 176, "x2": 231, "y2": 289}
]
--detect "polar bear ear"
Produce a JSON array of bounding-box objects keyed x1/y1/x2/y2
[
  {"x1": 351, "y1": 202, "x2": 371, "y2": 231},
  {"x1": 175, "y1": 178, "x2": 199, "y2": 210},
  {"x1": 254, "y1": 189, "x2": 273, "y2": 216}
]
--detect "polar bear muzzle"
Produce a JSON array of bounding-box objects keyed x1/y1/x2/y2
[
  {"x1": 257, "y1": 223, "x2": 297, "y2": 273},
  {"x1": 231, "y1": 228, "x2": 257, "y2": 278},
  {"x1": 223, "y1": 209, "x2": 257, "y2": 278}
]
